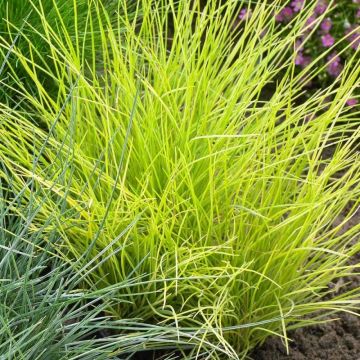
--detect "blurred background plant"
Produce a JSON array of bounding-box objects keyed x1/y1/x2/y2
[
  {"x1": 237, "y1": 0, "x2": 359, "y2": 106},
  {"x1": 0, "y1": 0, "x2": 137, "y2": 107}
]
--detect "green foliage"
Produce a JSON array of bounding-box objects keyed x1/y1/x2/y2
[
  {"x1": 0, "y1": 0, "x2": 359, "y2": 358},
  {"x1": 0, "y1": 160, "x2": 219, "y2": 359},
  {"x1": 0, "y1": 0, "x2": 137, "y2": 105}
]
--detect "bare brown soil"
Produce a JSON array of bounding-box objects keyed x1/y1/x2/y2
[
  {"x1": 251, "y1": 206, "x2": 360, "y2": 360},
  {"x1": 251, "y1": 261, "x2": 360, "y2": 360}
]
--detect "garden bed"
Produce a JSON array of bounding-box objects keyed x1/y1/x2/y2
[
  {"x1": 252, "y1": 207, "x2": 360, "y2": 360},
  {"x1": 252, "y1": 308, "x2": 360, "y2": 359}
]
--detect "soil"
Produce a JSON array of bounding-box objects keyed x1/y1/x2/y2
[
  {"x1": 251, "y1": 312, "x2": 360, "y2": 360},
  {"x1": 251, "y1": 277, "x2": 360, "y2": 360},
  {"x1": 251, "y1": 207, "x2": 360, "y2": 360}
]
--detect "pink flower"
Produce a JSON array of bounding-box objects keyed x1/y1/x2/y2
[
  {"x1": 357, "y1": 9, "x2": 360, "y2": 18},
  {"x1": 321, "y1": 34, "x2": 335, "y2": 47},
  {"x1": 345, "y1": 26, "x2": 360, "y2": 50},
  {"x1": 301, "y1": 56, "x2": 312, "y2": 68},
  {"x1": 239, "y1": 8, "x2": 252, "y2": 21},
  {"x1": 315, "y1": 0, "x2": 328, "y2": 15},
  {"x1": 346, "y1": 98, "x2": 358, "y2": 107},
  {"x1": 305, "y1": 15, "x2": 317, "y2": 30},
  {"x1": 327, "y1": 53, "x2": 343, "y2": 77},
  {"x1": 295, "y1": 39, "x2": 304, "y2": 51},
  {"x1": 275, "y1": 13, "x2": 283, "y2": 22},
  {"x1": 295, "y1": 53, "x2": 311, "y2": 68},
  {"x1": 295, "y1": 53, "x2": 305, "y2": 65},
  {"x1": 283, "y1": 7, "x2": 294, "y2": 20},
  {"x1": 328, "y1": 52, "x2": 340, "y2": 64},
  {"x1": 291, "y1": 0, "x2": 304, "y2": 12},
  {"x1": 320, "y1": 18, "x2": 332, "y2": 32},
  {"x1": 276, "y1": 7, "x2": 294, "y2": 23},
  {"x1": 327, "y1": 62, "x2": 342, "y2": 77}
]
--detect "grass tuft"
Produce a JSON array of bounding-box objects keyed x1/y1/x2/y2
[{"x1": 0, "y1": 0, "x2": 359, "y2": 357}]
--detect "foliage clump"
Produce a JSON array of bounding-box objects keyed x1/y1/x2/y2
[{"x1": 0, "y1": 0, "x2": 359, "y2": 358}]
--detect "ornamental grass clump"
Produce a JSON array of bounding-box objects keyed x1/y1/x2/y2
[
  {"x1": 0, "y1": 176, "x2": 212, "y2": 358},
  {"x1": 0, "y1": 0, "x2": 360, "y2": 358}
]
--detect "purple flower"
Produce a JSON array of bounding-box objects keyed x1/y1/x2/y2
[
  {"x1": 320, "y1": 18, "x2": 332, "y2": 32},
  {"x1": 327, "y1": 62, "x2": 342, "y2": 77},
  {"x1": 283, "y1": 7, "x2": 294, "y2": 21},
  {"x1": 357, "y1": 9, "x2": 360, "y2": 18},
  {"x1": 276, "y1": 7, "x2": 294, "y2": 23},
  {"x1": 305, "y1": 15, "x2": 317, "y2": 30},
  {"x1": 315, "y1": 0, "x2": 328, "y2": 15},
  {"x1": 346, "y1": 98, "x2": 358, "y2": 107},
  {"x1": 295, "y1": 53, "x2": 311, "y2": 68},
  {"x1": 327, "y1": 53, "x2": 343, "y2": 77},
  {"x1": 301, "y1": 56, "x2": 312, "y2": 68},
  {"x1": 291, "y1": 0, "x2": 304, "y2": 12},
  {"x1": 295, "y1": 39, "x2": 304, "y2": 51},
  {"x1": 239, "y1": 8, "x2": 252, "y2": 21},
  {"x1": 239, "y1": 9, "x2": 246, "y2": 20},
  {"x1": 321, "y1": 34, "x2": 335, "y2": 47},
  {"x1": 295, "y1": 53, "x2": 305, "y2": 65},
  {"x1": 345, "y1": 26, "x2": 360, "y2": 50},
  {"x1": 328, "y1": 52, "x2": 340, "y2": 64},
  {"x1": 275, "y1": 13, "x2": 283, "y2": 22}
]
